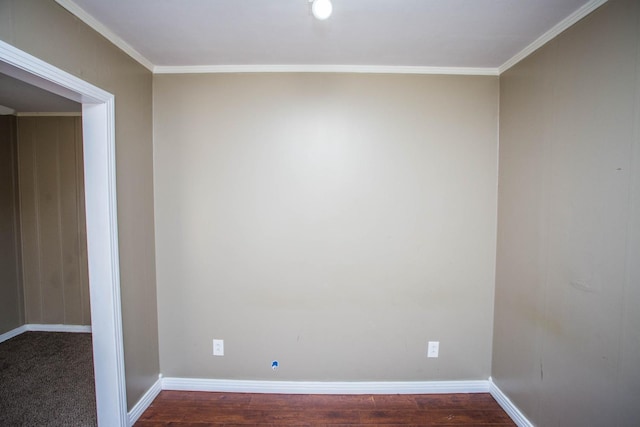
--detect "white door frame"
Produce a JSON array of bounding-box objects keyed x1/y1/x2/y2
[{"x1": 0, "y1": 40, "x2": 128, "y2": 426}]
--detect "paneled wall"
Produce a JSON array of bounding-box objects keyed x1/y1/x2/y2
[
  {"x1": 17, "y1": 116, "x2": 90, "y2": 326},
  {"x1": 493, "y1": 0, "x2": 640, "y2": 424},
  {"x1": 0, "y1": 115, "x2": 23, "y2": 334}
]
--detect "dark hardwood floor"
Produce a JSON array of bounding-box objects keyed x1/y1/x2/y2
[{"x1": 135, "y1": 391, "x2": 515, "y2": 426}]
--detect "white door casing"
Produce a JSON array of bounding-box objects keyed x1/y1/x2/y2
[{"x1": 0, "y1": 40, "x2": 128, "y2": 426}]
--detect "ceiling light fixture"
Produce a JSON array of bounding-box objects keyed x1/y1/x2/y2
[{"x1": 311, "y1": 0, "x2": 332, "y2": 20}]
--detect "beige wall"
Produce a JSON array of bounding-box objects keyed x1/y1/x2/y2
[
  {"x1": 0, "y1": 0, "x2": 159, "y2": 408},
  {"x1": 17, "y1": 116, "x2": 90, "y2": 326},
  {"x1": 0, "y1": 115, "x2": 23, "y2": 334},
  {"x1": 5, "y1": 1, "x2": 636, "y2": 422},
  {"x1": 154, "y1": 73, "x2": 499, "y2": 380},
  {"x1": 493, "y1": 0, "x2": 640, "y2": 425}
]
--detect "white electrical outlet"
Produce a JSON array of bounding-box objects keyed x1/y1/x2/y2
[
  {"x1": 213, "y1": 339, "x2": 224, "y2": 356},
  {"x1": 427, "y1": 341, "x2": 439, "y2": 358}
]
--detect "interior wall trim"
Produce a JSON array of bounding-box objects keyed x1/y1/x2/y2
[
  {"x1": 0, "y1": 324, "x2": 91, "y2": 344},
  {"x1": 55, "y1": 0, "x2": 608, "y2": 77},
  {"x1": 0, "y1": 325, "x2": 27, "y2": 344},
  {"x1": 54, "y1": 0, "x2": 154, "y2": 72},
  {"x1": 131, "y1": 378, "x2": 532, "y2": 425},
  {"x1": 25, "y1": 324, "x2": 92, "y2": 333},
  {"x1": 498, "y1": 0, "x2": 608, "y2": 73},
  {"x1": 161, "y1": 377, "x2": 490, "y2": 395},
  {"x1": 0, "y1": 105, "x2": 16, "y2": 115},
  {"x1": 128, "y1": 374, "x2": 163, "y2": 426},
  {"x1": 0, "y1": 39, "x2": 128, "y2": 426},
  {"x1": 488, "y1": 377, "x2": 534, "y2": 427},
  {"x1": 15, "y1": 112, "x2": 82, "y2": 117},
  {"x1": 152, "y1": 64, "x2": 499, "y2": 76},
  {"x1": 56, "y1": 0, "x2": 498, "y2": 76}
]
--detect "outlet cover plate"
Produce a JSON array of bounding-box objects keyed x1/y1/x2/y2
[
  {"x1": 213, "y1": 339, "x2": 224, "y2": 356},
  {"x1": 427, "y1": 341, "x2": 439, "y2": 358}
]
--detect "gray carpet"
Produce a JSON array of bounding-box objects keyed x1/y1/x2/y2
[{"x1": 0, "y1": 331, "x2": 97, "y2": 426}]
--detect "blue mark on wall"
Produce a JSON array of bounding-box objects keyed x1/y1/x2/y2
[{"x1": 271, "y1": 360, "x2": 279, "y2": 370}]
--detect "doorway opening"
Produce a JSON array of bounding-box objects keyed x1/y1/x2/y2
[{"x1": 0, "y1": 40, "x2": 128, "y2": 425}]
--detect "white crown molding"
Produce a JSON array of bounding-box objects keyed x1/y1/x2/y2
[
  {"x1": 54, "y1": 0, "x2": 154, "y2": 72},
  {"x1": 55, "y1": 0, "x2": 605, "y2": 77},
  {"x1": 489, "y1": 377, "x2": 534, "y2": 427},
  {"x1": 0, "y1": 104, "x2": 16, "y2": 115},
  {"x1": 128, "y1": 374, "x2": 163, "y2": 426},
  {"x1": 498, "y1": 0, "x2": 608, "y2": 74},
  {"x1": 161, "y1": 377, "x2": 490, "y2": 394},
  {"x1": 153, "y1": 64, "x2": 499, "y2": 76}
]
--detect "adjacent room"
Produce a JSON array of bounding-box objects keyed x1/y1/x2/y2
[
  {"x1": 0, "y1": 0, "x2": 638, "y2": 426},
  {"x1": 0, "y1": 74, "x2": 96, "y2": 424}
]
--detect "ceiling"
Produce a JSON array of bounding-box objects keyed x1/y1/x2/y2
[
  {"x1": 0, "y1": 73, "x2": 81, "y2": 114},
  {"x1": 58, "y1": 0, "x2": 605, "y2": 73}
]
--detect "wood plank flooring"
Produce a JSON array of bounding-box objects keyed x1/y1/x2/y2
[{"x1": 135, "y1": 391, "x2": 515, "y2": 426}]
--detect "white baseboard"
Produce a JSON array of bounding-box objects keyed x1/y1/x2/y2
[
  {"x1": 123, "y1": 377, "x2": 530, "y2": 426},
  {"x1": 25, "y1": 324, "x2": 92, "y2": 333},
  {"x1": 161, "y1": 377, "x2": 490, "y2": 395},
  {"x1": 0, "y1": 325, "x2": 28, "y2": 344},
  {"x1": 489, "y1": 377, "x2": 534, "y2": 427},
  {"x1": 128, "y1": 374, "x2": 163, "y2": 426},
  {"x1": 126, "y1": 377, "x2": 495, "y2": 427},
  {"x1": 0, "y1": 324, "x2": 91, "y2": 343}
]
